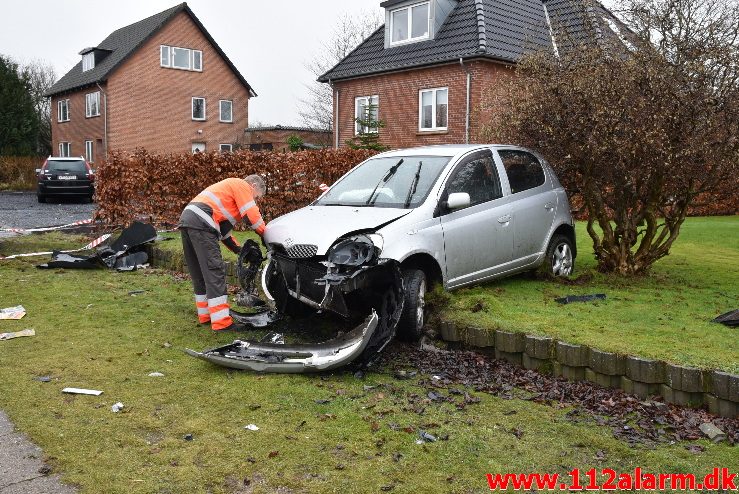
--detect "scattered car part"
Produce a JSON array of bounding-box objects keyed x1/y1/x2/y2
[
  {"x1": 37, "y1": 221, "x2": 157, "y2": 271},
  {"x1": 555, "y1": 294, "x2": 606, "y2": 304},
  {"x1": 0, "y1": 329, "x2": 35, "y2": 341},
  {"x1": 186, "y1": 311, "x2": 379, "y2": 373},
  {"x1": 0, "y1": 305, "x2": 26, "y2": 320},
  {"x1": 235, "y1": 240, "x2": 267, "y2": 308},
  {"x1": 712, "y1": 309, "x2": 738, "y2": 327},
  {"x1": 62, "y1": 388, "x2": 103, "y2": 396},
  {"x1": 111, "y1": 402, "x2": 124, "y2": 413}
]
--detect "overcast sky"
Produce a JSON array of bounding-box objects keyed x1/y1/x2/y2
[{"x1": 0, "y1": 0, "x2": 381, "y2": 126}]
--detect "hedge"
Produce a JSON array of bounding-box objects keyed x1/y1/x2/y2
[
  {"x1": 0, "y1": 156, "x2": 42, "y2": 190},
  {"x1": 94, "y1": 148, "x2": 378, "y2": 226}
]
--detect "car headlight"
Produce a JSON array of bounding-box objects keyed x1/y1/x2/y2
[
  {"x1": 327, "y1": 234, "x2": 379, "y2": 266},
  {"x1": 367, "y1": 233, "x2": 384, "y2": 254}
]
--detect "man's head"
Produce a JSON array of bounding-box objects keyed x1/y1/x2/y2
[{"x1": 244, "y1": 174, "x2": 266, "y2": 198}]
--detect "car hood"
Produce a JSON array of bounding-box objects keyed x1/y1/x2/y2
[{"x1": 265, "y1": 205, "x2": 410, "y2": 255}]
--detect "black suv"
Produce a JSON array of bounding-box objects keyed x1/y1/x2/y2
[{"x1": 36, "y1": 157, "x2": 95, "y2": 203}]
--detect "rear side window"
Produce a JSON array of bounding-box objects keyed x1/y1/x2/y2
[
  {"x1": 445, "y1": 150, "x2": 502, "y2": 207},
  {"x1": 46, "y1": 160, "x2": 86, "y2": 173},
  {"x1": 499, "y1": 150, "x2": 545, "y2": 194}
]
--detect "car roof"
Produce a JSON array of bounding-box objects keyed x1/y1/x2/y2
[
  {"x1": 375, "y1": 144, "x2": 525, "y2": 159},
  {"x1": 47, "y1": 157, "x2": 86, "y2": 161}
]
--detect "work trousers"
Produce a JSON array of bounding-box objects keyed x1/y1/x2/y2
[{"x1": 181, "y1": 227, "x2": 232, "y2": 330}]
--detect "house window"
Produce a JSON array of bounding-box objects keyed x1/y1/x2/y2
[
  {"x1": 219, "y1": 143, "x2": 233, "y2": 152},
  {"x1": 219, "y1": 100, "x2": 233, "y2": 123},
  {"x1": 57, "y1": 99, "x2": 70, "y2": 122},
  {"x1": 160, "y1": 45, "x2": 203, "y2": 72},
  {"x1": 85, "y1": 140, "x2": 94, "y2": 163},
  {"x1": 192, "y1": 97, "x2": 206, "y2": 120},
  {"x1": 355, "y1": 95, "x2": 379, "y2": 135},
  {"x1": 390, "y1": 2, "x2": 430, "y2": 45},
  {"x1": 82, "y1": 52, "x2": 95, "y2": 72},
  {"x1": 85, "y1": 92, "x2": 100, "y2": 118},
  {"x1": 419, "y1": 87, "x2": 448, "y2": 131},
  {"x1": 59, "y1": 142, "x2": 71, "y2": 157}
]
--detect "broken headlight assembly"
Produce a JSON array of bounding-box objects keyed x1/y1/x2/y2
[{"x1": 326, "y1": 234, "x2": 383, "y2": 266}]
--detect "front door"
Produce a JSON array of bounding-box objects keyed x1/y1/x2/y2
[{"x1": 439, "y1": 149, "x2": 514, "y2": 287}]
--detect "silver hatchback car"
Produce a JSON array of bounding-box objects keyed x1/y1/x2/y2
[{"x1": 263, "y1": 144, "x2": 576, "y2": 341}]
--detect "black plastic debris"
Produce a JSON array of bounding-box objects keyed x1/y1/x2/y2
[
  {"x1": 712, "y1": 309, "x2": 739, "y2": 327},
  {"x1": 37, "y1": 221, "x2": 157, "y2": 271},
  {"x1": 555, "y1": 293, "x2": 607, "y2": 304}
]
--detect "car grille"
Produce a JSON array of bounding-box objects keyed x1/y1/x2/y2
[
  {"x1": 285, "y1": 244, "x2": 318, "y2": 259},
  {"x1": 274, "y1": 255, "x2": 326, "y2": 303}
]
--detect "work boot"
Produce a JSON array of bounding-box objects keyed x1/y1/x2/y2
[{"x1": 213, "y1": 320, "x2": 250, "y2": 332}]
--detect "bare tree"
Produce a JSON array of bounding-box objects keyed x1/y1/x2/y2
[
  {"x1": 20, "y1": 60, "x2": 56, "y2": 156},
  {"x1": 479, "y1": 0, "x2": 738, "y2": 275},
  {"x1": 298, "y1": 11, "x2": 383, "y2": 130}
]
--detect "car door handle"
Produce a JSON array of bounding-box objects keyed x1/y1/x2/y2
[
  {"x1": 497, "y1": 215, "x2": 511, "y2": 224},
  {"x1": 544, "y1": 203, "x2": 555, "y2": 211}
]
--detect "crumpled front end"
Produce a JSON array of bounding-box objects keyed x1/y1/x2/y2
[{"x1": 186, "y1": 235, "x2": 405, "y2": 372}]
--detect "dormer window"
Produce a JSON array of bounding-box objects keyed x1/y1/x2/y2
[
  {"x1": 390, "y1": 1, "x2": 430, "y2": 45},
  {"x1": 82, "y1": 52, "x2": 95, "y2": 72}
]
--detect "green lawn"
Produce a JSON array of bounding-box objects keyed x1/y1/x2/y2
[
  {"x1": 439, "y1": 216, "x2": 739, "y2": 373},
  {"x1": 0, "y1": 222, "x2": 737, "y2": 492}
]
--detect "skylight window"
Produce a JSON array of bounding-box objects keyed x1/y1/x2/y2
[{"x1": 390, "y1": 2, "x2": 430, "y2": 45}]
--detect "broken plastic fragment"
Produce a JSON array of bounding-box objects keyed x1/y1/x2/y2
[
  {"x1": 244, "y1": 424, "x2": 260, "y2": 431},
  {"x1": 555, "y1": 294, "x2": 606, "y2": 304},
  {"x1": 0, "y1": 306, "x2": 26, "y2": 320},
  {"x1": 111, "y1": 402, "x2": 124, "y2": 413},
  {"x1": 148, "y1": 372, "x2": 165, "y2": 377},
  {"x1": 0, "y1": 328, "x2": 34, "y2": 340},
  {"x1": 62, "y1": 388, "x2": 103, "y2": 396}
]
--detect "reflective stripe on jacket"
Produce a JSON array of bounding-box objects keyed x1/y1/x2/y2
[{"x1": 186, "y1": 178, "x2": 266, "y2": 237}]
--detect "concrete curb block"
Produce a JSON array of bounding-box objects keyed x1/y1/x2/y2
[
  {"x1": 625, "y1": 356, "x2": 665, "y2": 384},
  {"x1": 495, "y1": 330, "x2": 525, "y2": 353},
  {"x1": 589, "y1": 348, "x2": 626, "y2": 376},
  {"x1": 665, "y1": 364, "x2": 708, "y2": 393},
  {"x1": 556, "y1": 341, "x2": 589, "y2": 368},
  {"x1": 524, "y1": 335, "x2": 554, "y2": 359},
  {"x1": 465, "y1": 327, "x2": 495, "y2": 347},
  {"x1": 711, "y1": 371, "x2": 739, "y2": 403}
]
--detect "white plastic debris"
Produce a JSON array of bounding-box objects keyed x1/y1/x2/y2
[
  {"x1": 111, "y1": 402, "x2": 124, "y2": 413},
  {"x1": 0, "y1": 306, "x2": 26, "y2": 320},
  {"x1": 0, "y1": 328, "x2": 35, "y2": 340},
  {"x1": 244, "y1": 424, "x2": 260, "y2": 431},
  {"x1": 62, "y1": 388, "x2": 103, "y2": 396},
  {"x1": 148, "y1": 372, "x2": 165, "y2": 377}
]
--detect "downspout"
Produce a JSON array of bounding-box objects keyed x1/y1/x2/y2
[
  {"x1": 459, "y1": 58, "x2": 471, "y2": 144},
  {"x1": 96, "y1": 83, "x2": 108, "y2": 161},
  {"x1": 330, "y1": 80, "x2": 340, "y2": 149}
]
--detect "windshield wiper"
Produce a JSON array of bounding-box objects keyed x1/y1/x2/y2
[
  {"x1": 366, "y1": 159, "x2": 404, "y2": 206},
  {"x1": 404, "y1": 161, "x2": 423, "y2": 208}
]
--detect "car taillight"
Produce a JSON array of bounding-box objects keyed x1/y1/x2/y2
[{"x1": 85, "y1": 162, "x2": 95, "y2": 180}]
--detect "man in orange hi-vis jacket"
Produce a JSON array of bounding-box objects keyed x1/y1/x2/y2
[{"x1": 179, "y1": 175, "x2": 267, "y2": 331}]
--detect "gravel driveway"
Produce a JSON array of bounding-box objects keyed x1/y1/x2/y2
[{"x1": 0, "y1": 191, "x2": 95, "y2": 231}]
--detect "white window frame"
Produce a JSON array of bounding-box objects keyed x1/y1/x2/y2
[
  {"x1": 57, "y1": 99, "x2": 70, "y2": 122},
  {"x1": 219, "y1": 143, "x2": 233, "y2": 153},
  {"x1": 418, "y1": 87, "x2": 449, "y2": 132},
  {"x1": 219, "y1": 100, "x2": 233, "y2": 123},
  {"x1": 82, "y1": 52, "x2": 95, "y2": 72},
  {"x1": 354, "y1": 95, "x2": 379, "y2": 135},
  {"x1": 192, "y1": 97, "x2": 206, "y2": 121},
  {"x1": 59, "y1": 142, "x2": 71, "y2": 157},
  {"x1": 85, "y1": 140, "x2": 94, "y2": 163},
  {"x1": 85, "y1": 92, "x2": 100, "y2": 118},
  {"x1": 160, "y1": 45, "x2": 203, "y2": 72},
  {"x1": 389, "y1": 1, "x2": 430, "y2": 46}
]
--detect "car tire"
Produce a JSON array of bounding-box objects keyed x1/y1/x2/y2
[
  {"x1": 396, "y1": 269, "x2": 426, "y2": 341},
  {"x1": 37, "y1": 194, "x2": 46, "y2": 203},
  {"x1": 544, "y1": 234, "x2": 575, "y2": 277}
]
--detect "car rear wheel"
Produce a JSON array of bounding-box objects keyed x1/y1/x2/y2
[
  {"x1": 396, "y1": 269, "x2": 426, "y2": 341},
  {"x1": 545, "y1": 234, "x2": 574, "y2": 277},
  {"x1": 37, "y1": 194, "x2": 46, "y2": 203}
]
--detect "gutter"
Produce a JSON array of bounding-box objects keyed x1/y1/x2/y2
[
  {"x1": 459, "y1": 59, "x2": 471, "y2": 144},
  {"x1": 96, "y1": 83, "x2": 108, "y2": 160}
]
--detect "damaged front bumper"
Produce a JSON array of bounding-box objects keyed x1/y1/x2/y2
[{"x1": 185, "y1": 311, "x2": 379, "y2": 372}]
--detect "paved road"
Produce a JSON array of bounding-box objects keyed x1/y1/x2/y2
[
  {"x1": 0, "y1": 411, "x2": 77, "y2": 493},
  {"x1": 0, "y1": 191, "x2": 95, "y2": 234}
]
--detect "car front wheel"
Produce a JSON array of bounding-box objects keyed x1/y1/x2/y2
[
  {"x1": 37, "y1": 194, "x2": 46, "y2": 203},
  {"x1": 396, "y1": 269, "x2": 426, "y2": 341},
  {"x1": 545, "y1": 234, "x2": 574, "y2": 277}
]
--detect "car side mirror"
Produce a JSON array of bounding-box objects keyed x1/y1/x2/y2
[{"x1": 446, "y1": 192, "x2": 471, "y2": 210}]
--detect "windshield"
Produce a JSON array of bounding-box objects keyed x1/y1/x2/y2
[
  {"x1": 46, "y1": 160, "x2": 86, "y2": 173},
  {"x1": 316, "y1": 156, "x2": 451, "y2": 208}
]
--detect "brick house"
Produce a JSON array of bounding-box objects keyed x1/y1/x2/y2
[
  {"x1": 45, "y1": 3, "x2": 256, "y2": 163},
  {"x1": 319, "y1": 0, "x2": 628, "y2": 149},
  {"x1": 243, "y1": 125, "x2": 333, "y2": 152}
]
